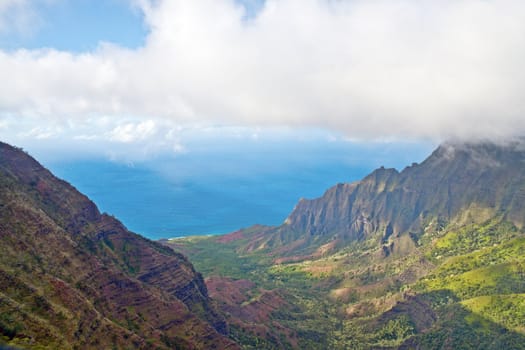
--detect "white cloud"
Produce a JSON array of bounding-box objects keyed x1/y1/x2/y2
[
  {"x1": 0, "y1": 114, "x2": 188, "y2": 161},
  {"x1": 20, "y1": 126, "x2": 61, "y2": 139},
  {"x1": 1, "y1": 0, "x2": 525, "y2": 142},
  {"x1": 109, "y1": 120, "x2": 157, "y2": 143}
]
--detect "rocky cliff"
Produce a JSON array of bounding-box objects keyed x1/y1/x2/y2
[
  {"x1": 244, "y1": 141, "x2": 525, "y2": 255},
  {"x1": 0, "y1": 142, "x2": 238, "y2": 349}
]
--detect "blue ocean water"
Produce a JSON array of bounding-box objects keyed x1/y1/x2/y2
[
  {"x1": 47, "y1": 160, "x2": 365, "y2": 239},
  {"x1": 45, "y1": 141, "x2": 434, "y2": 240}
]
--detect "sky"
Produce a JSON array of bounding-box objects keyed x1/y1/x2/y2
[{"x1": 0, "y1": 0, "x2": 524, "y2": 162}]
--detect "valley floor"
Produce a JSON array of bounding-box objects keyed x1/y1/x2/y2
[{"x1": 166, "y1": 218, "x2": 525, "y2": 350}]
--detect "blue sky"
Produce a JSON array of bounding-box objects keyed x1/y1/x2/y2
[
  {"x1": 0, "y1": 0, "x2": 264, "y2": 51},
  {"x1": 0, "y1": 0, "x2": 146, "y2": 51},
  {"x1": 0, "y1": 0, "x2": 524, "y2": 163}
]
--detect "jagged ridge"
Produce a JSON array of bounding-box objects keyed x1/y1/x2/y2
[{"x1": 245, "y1": 141, "x2": 525, "y2": 256}]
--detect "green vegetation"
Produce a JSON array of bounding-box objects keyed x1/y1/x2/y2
[
  {"x1": 171, "y1": 235, "x2": 270, "y2": 280},
  {"x1": 171, "y1": 217, "x2": 525, "y2": 349},
  {"x1": 373, "y1": 315, "x2": 415, "y2": 346},
  {"x1": 429, "y1": 219, "x2": 519, "y2": 259},
  {"x1": 462, "y1": 294, "x2": 525, "y2": 332}
]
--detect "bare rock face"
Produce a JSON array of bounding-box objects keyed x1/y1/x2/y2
[
  {"x1": 0, "y1": 142, "x2": 239, "y2": 349},
  {"x1": 250, "y1": 141, "x2": 525, "y2": 256}
]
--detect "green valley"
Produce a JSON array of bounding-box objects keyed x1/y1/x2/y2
[
  {"x1": 165, "y1": 142, "x2": 525, "y2": 349},
  {"x1": 168, "y1": 216, "x2": 525, "y2": 349}
]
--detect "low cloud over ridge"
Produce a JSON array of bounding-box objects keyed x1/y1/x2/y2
[{"x1": 1, "y1": 0, "x2": 525, "y2": 141}]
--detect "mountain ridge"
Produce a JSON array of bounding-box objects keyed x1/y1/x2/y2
[
  {"x1": 239, "y1": 140, "x2": 525, "y2": 257},
  {"x1": 0, "y1": 141, "x2": 239, "y2": 349}
]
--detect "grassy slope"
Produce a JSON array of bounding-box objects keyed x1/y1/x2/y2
[{"x1": 168, "y1": 216, "x2": 525, "y2": 349}]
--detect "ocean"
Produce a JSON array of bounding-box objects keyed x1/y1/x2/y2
[{"x1": 44, "y1": 141, "x2": 434, "y2": 240}]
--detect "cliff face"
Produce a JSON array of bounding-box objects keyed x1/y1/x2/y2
[
  {"x1": 247, "y1": 141, "x2": 525, "y2": 255},
  {"x1": 0, "y1": 142, "x2": 238, "y2": 349}
]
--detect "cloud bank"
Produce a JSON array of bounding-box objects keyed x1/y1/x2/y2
[{"x1": 1, "y1": 0, "x2": 525, "y2": 142}]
